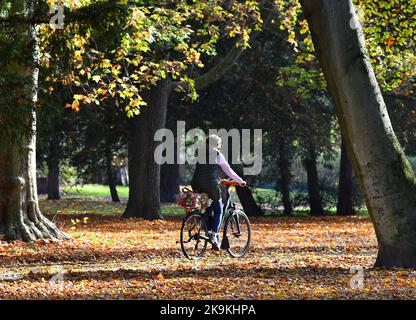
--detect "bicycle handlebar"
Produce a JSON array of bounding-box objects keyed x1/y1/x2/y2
[{"x1": 220, "y1": 179, "x2": 245, "y2": 187}]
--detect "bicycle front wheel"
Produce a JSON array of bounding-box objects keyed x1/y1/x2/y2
[
  {"x1": 180, "y1": 213, "x2": 208, "y2": 260},
  {"x1": 224, "y1": 210, "x2": 251, "y2": 258}
]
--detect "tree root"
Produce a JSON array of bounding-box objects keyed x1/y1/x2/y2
[{"x1": 4, "y1": 215, "x2": 69, "y2": 242}]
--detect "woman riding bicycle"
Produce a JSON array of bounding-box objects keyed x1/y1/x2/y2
[{"x1": 191, "y1": 134, "x2": 246, "y2": 249}]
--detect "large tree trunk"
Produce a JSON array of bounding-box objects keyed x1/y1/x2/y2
[
  {"x1": 105, "y1": 147, "x2": 120, "y2": 203},
  {"x1": 160, "y1": 163, "x2": 179, "y2": 203},
  {"x1": 336, "y1": 140, "x2": 355, "y2": 215},
  {"x1": 123, "y1": 80, "x2": 170, "y2": 220},
  {"x1": 303, "y1": 143, "x2": 324, "y2": 215},
  {"x1": 0, "y1": 0, "x2": 67, "y2": 241},
  {"x1": 277, "y1": 139, "x2": 293, "y2": 215},
  {"x1": 302, "y1": 0, "x2": 416, "y2": 267},
  {"x1": 0, "y1": 119, "x2": 67, "y2": 242},
  {"x1": 47, "y1": 135, "x2": 61, "y2": 200}
]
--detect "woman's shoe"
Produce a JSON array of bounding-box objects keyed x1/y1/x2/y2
[{"x1": 210, "y1": 233, "x2": 220, "y2": 251}]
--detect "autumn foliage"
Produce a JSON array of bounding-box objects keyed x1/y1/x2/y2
[{"x1": 0, "y1": 199, "x2": 414, "y2": 299}]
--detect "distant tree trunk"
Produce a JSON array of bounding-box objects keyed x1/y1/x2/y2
[
  {"x1": 123, "y1": 80, "x2": 170, "y2": 220},
  {"x1": 303, "y1": 144, "x2": 324, "y2": 215},
  {"x1": 301, "y1": 0, "x2": 416, "y2": 267},
  {"x1": 236, "y1": 187, "x2": 264, "y2": 216},
  {"x1": 47, "y1": 135, "x2": 61, "y2": 200},
  {"x1": 337, "y1": 141, "x2": 355, "y2": 215},
  {"x1": 105, "y1": 148, "x2": 120, "y2": 203},
  {"x1": 0, "y1": 0, "x2": 67, "y2": 241},
  {"x1": 277, "y1": 140, "x2": 293, "y2": 215},
  {"x1": 160, "y1": 163, "x2": 179, "y2": 203},
  {"x1": 230, "y1": 160, "x2": 263, "y2": 217}
]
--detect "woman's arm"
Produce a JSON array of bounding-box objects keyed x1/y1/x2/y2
[{"x1": 216, "y1": 153, "x2": 245, "y2": 184}]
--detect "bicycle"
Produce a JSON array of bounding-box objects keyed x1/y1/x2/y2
[{"x1": 180, "y1": 179, "x2": 251, "y2": 260}]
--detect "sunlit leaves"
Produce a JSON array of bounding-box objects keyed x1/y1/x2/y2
[
  {"x1": 40, "y1": 1, "x2": 261, "y2": 117},
  {"x1": 355, "y1": 0, "x2": 416, "y2": 93},
  {"x1": 274, "y1": 0, "x2": 416, "y2": 96}
]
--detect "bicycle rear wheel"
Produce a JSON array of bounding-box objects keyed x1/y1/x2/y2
[
  {"x1": 180, "y1": 213, "x2": 208, "y2": 260},
  {"x1": 224, "y1": 210, "x2": 251, "y2": 258}
]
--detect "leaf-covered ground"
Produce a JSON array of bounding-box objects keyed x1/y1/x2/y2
[{"x1": 0, "y1": 199, "x2": 415, "y2": 299}]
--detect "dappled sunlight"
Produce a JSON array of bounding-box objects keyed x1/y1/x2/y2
[{"x1": 2, "y1": 200, "x2": 415, "y2": 299}]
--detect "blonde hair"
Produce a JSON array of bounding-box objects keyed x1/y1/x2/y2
[{"x1": 207, "y1": 134, "x2": 222, "y2": 152}]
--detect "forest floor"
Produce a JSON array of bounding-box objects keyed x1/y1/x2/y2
[{"x1": 0, "y1": 199, "x2": 415, "y2": 299}]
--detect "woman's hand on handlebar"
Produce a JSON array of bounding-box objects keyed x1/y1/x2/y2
[{"x1": 220, "y1": 179, "x2": 247, "y2": 187}]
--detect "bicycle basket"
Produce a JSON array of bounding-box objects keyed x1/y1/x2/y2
[{"x1": 178, "y1": 188, "x2": 211, "y2": 212}]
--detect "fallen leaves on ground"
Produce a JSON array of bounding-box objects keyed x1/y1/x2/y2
[{"x1": 0, "y1": 199, "x2": 415, "y2": 299}]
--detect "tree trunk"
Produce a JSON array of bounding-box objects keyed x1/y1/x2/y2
[
  {"x1": 0, "y1": 0, "x2": 67, "y2": 241},
  {"x1": 301, "y1": 0, "x2": 416, "y2": 267},
  {"x1": 105, "y1": 148, "x2": 120, "y2": 203},
  {"x1": 0, "y1": 118, "x2": 67, "y2": 242},
  {"x1": 160, "y1": 163, "x2": 179, "y2": 203},
  {"x1": 47, "y1": 135, "x2": 61, "y2": 200},
  {"x1": 336, "y1": 140, "x2": 355, "y2": 215},
  {"x1": 303, "y1": 144, "x2": 324, "y2": 215},
  {"x1": 277, "y1": 140, "x2": 293, "y2": 215},
  {"x1": 231, "y1": 164, "x2": 263, "y2": 217},
  {"x1": 236, "y1": 186, "x2": 264, "y2": 216},
  {"x1": 123, "y1": 80, "x2": 170, "y2": 220}
]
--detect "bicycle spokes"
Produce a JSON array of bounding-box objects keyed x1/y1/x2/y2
[
  {"x1": 231, "y1": 214, "x2": 242, "y2": 236},
  {"x1": 180, "y1": 210, "x2": 251, "y2": 260},
  {"x1": 180, "y1": 214, "x2": 208, "y2": 260},
  {"x1": 224, "y1": 211, "x2": 251, "y2": 258}
]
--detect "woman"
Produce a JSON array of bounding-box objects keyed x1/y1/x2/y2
[{"x1": 191, "y1": 134, "x2": 246, "y2": 249}]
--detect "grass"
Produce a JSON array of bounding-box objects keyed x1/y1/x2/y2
[
  {"x1": 63, "y1": 184, "x2": 129, "y2": 199},
  {"x1": 58, "y1": 184, "x2": 368, "y2": 216},
  {"x1": 40, "y1": 199, "x2": 184, "y2": 217}
]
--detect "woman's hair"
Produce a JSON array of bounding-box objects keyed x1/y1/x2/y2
[
  {"x1": 206, "y1": 134, "x2": 222, "y2": 152},
  {"x1": 196, "y1": 134, "x2": 221, "y2": 164}
]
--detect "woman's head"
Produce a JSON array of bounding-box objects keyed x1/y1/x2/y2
[{"x1": 206, "y1": 134, "x2": 222, "y2": 152}]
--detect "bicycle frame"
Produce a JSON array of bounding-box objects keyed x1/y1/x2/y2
[
  {"x1": 180, "y1": 181, "x2": 251, "y2": 259},
  {"x1": 181, "y1": 180, "x2": 242, "y2": 244}
]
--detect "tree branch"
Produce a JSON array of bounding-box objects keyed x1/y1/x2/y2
[
  {"x1": 0, "y1": 1, "x2": 128, "y2": 25},
  {"x1": 172, "y1": 3, "x2": 276, "y2": 92},
  {"x1": 171, "y1": 41, "x2": 245, "y2": 92},
  {"x1": 195, "y1": 42, "x2": 245, "y2": 91}
]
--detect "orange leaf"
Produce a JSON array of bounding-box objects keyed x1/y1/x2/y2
[
  {"x1": 385, "y1": 36, "x2": 395, "y2": 47},
  {"x1": 153, "y1": 273, "x2": 164, "y2": 280},
  {"x1": 71, "y1": 100, "x2": 80, "y2": 112}
]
